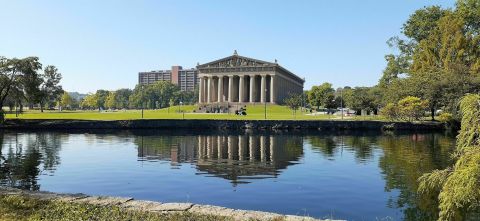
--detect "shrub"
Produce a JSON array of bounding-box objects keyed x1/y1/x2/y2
[
  {"x1": 380, "y1": 103, "x2": 399, "y2": 121},
  {"x1": 438, "y1": 112, "x2": 453, "y2": 123},
  {"x1": 397, "y1": 96, "x2": 429, "y2": 121}
]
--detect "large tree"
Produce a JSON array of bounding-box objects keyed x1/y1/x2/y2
[
  {"x1": 94, "y1": 90, "x2": 109, "y2": 111},
  {"x1": 378, "y1": 0, "x2": 480, "y2": 120},
  {"x1": 403, "y1": 6, "x2": 447, "y2": 43},
  {"x1": 38, "y1": 65, "x2": 63, "y2": 112},
  {"x1": 307, "y1": 82, "x2": 335, "y2": 110},
  {"x1": 114, "y1": 88, "x2": 132, "y2": 109},
  {"x1": 129, "y1": 82, "x2": 180, "y2": 109},
  {"x1": 345, "y1": 87, "x2": 378, "y2": 115},
  {"x1": 0, "y1": 57, "x2": 42, "y2": 111}
]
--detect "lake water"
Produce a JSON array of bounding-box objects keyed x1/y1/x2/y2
[{"x1": 0, "y1": 130, "x2": 456, "y2": 220}]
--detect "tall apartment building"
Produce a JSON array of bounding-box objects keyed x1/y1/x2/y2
[{"x1": 138, "y1": 66, "x2": 198, "y2": 92}]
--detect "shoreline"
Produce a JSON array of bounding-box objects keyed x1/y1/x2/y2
[
  {"x1": 0, "y1": 187, "x2": 340, "y2": 221},
  {"x1": 1, "y1": 119, "x2": 444, "y2": 131}
]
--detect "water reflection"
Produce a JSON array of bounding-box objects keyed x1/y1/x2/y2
[
  {"x1": 135, "y1": 134, "x2": 303, "y2": 185},
  {"x1": 0, "y1": 133, "x2": 62, "y2": 190},
  {"x1": 306, "y1": 133, "x2": 455, "y2": 220},
  {"x1": 0, "y1": 130, "x2": 456, "y2": 220}
]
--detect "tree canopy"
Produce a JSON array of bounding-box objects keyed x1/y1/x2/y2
[{"x1": 0, "y1": 56, "x2": 63, "y2": 114}]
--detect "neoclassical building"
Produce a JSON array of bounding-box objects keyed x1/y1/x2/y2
[{"x1": 197, "y1": 51, "x2": 304, "y2": 104}]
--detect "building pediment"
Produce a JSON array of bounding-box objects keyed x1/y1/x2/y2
[{"x1": 197, "y1": 54, "x2": 276, "y2": 69}]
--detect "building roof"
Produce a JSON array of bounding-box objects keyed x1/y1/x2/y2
[{"x1": 197, "y1": 51, "x2": 304, "y2": 83}]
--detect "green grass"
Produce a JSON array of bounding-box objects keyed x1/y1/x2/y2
[
  {"x1": 0, "y1": 195, "x2": 235, "y2": 221},
  {"x1": 4, "y1": 105, "x2": 348, "y2": 121}
]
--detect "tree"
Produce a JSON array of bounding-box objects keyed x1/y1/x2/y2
[
  {"x1": 403, "y1": 6, "x2": 447, "y2": 43},
  {"x1": 284, "y1": 93, "x2": 303, "y2": 118},
  {"x1": 418, "y1": 94, "x2": 480, "y2": 220},
  {"x1": 38, "y1": 65, "x2": 63, "y2": 112},
  {"x1": 129, "y1": 82, "x2": 180, "y2": 109},
  {"x1": 114, "y1": 88, "x2": 132, "y2": 109},
  {"x1": 307, "y1": 83, "x2": 335, "y2": 110},
  {"x1": 346, "y1": 87, "x2": 377, "y2": 115},
  {"x1": 397, "y1": 96, "x2": 429, "y2": 121},
  {"x1": 0, "y1": 57, "x2": 42, "y2": 111},
  {"x1": 59, "y1": 92, "x2": 73, "y2": 110},
  {"x1": 81, "y1": 93, "x2": 98, "y2": 110},
  {"x1": 94, "y1": 90, "x2": 109, "y2": 111},
  {"x1": 456, "y1": 0, "x2": 480, "y2": 33},
  {"x1": 378, "y1": 1, "x2": 480, "y2": 120},
  {"x1": 380, "y1": 103, "x2": 400, "y2": 121},
  {"x1": 105, "y1": 91, "x2": 116, "y2": 109}
]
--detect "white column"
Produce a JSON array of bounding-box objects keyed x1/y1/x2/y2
[
  {"x1": 260, "y1": 136, "x2": 266, "y2": 162},
  {"x1": 207, "y1": 136, "x2": 212, "y2": 159},
  {"x1": 198, "y1": 76, "x2": 204, "y2": 103},
  {"x1": 217, "y1": 136, "x2": 222, "y2": 159},
  {"x1": 270, "y1": 75, "x2": 276, "y2": 104},
  {"x1": 228, "y1": 136, "x2": 233, "y2": 160},
  {"x1": 239, "y1": 75, "x2": 245, "y2": 103},
  {"x1": 249, "y1": 136, "x2": 255, "y2": 161},
  {"x1": 249, "y1": 75, "x2": 255, "y2": 103},
  {"x1": 270, "y1": 136, "x2": 275, "y2": 162},
  {"x1": 239, "y1": 135, "x2": 246, "y2": 161},
  {"x1": 213, "y1": 77, "x2": 218, "y2": 102},
  {"x1": 218, "y1": 76, "x2": 223, "y2": 102},
  {"x1": 228, "y1": 76, "x2": 234, "y2": 102},
  {"x1": 207, "y1": 77, "x2": 212, "y2": 103},
  {"x1": 260, "y1": 75, "x2": 266, "y2": 103}
]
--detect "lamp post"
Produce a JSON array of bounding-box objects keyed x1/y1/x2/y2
[
  {"x1": 331, "y1": 99, "x2": 336, "y2": 120},
  {"x1": 180, "y1": 101, "x2": 184, "y2": 120},
  {"x1": 15, "y1": 101, "x2": 18, "y2": 118}
]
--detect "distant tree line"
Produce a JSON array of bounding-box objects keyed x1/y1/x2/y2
[
  {"x1": 60, "y1": 81, "x2": 197, "y2": 111},
  {"x1": 0, "y1": 56, "x2": 196, "y2": 115}
]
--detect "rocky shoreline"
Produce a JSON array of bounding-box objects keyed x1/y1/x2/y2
[
  {"x1": 1, "y1": 119, "x2": 444, "y2": 131},
  {"x1": 0, "y1": 187, "x2": 340, "y2": 221}
]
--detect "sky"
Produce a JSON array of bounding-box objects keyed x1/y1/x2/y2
[{"x1": 1, "y1": 0, "x2": 456, "y2": 94}]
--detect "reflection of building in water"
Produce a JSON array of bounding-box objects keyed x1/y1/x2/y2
[{"x1": 136, "y1": 135, "x2": 303, "y2": 184}]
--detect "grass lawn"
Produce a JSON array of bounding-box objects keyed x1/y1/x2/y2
[
  {"x1": 0, "y1": 194, "x2": 234, "y2": 221},
  {"x1": 3, "y1": 104, "x2": 370, "y2": 121}
]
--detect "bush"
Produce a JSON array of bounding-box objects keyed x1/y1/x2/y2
[
  {"x1": 397, "y1": 96, "x2": 428, "y2": 121},
  {"x1": 380, "y1": 103, "x2": 399, "y2": 121},
  {"x1": 438, "y1": 112, "x2": 453, "y2": 123}
]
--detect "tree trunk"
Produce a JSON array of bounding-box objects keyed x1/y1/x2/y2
[
  {"x1": 431, "y1": 108, "x2": 435, "y2": 121},
  {"x1": 40, "y1": 101, "x2": 44, "y2": 113}
]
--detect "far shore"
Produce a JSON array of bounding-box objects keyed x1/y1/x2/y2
[{"x1": 0, "y1": 118, "x2": 445, "y2": 131}]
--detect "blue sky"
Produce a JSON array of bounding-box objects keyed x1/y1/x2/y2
[{"x1": 1, "y1": 0, "x2": 455, "y2": 93}]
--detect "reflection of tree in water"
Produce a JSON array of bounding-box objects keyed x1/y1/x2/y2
[
  {"x1": 307, "y1": 132, "x2": 455, "y2": 221},
  {"x1": 308, "y1": 136, "x2": 337, "y2": 158},
  {"x1": 307, "y1": 135, "x2": 377, "y2": 162},
  {"x1": 133, "y1": 134, "x2": 303, "y2": 185},
  {"x1": 0, "y1": 132, "x2": 63, "y2": 190},
  {"x1": 378, "y1": 133, "x2": 455, "y2": 221}
]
